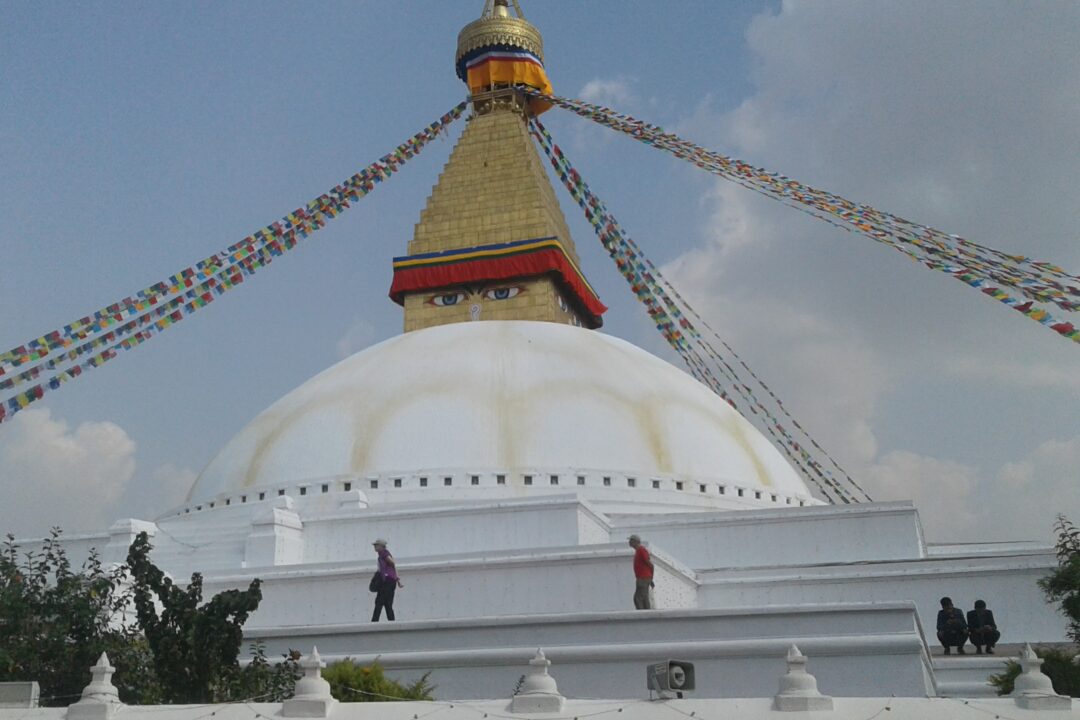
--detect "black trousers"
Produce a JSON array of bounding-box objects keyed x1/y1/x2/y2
[
  {"x1": 970, "y1": 627, "x2": 1000, "y2": 649},
  {"x1": 373, "y1": 582, "x2": 396, "y2": 621},
  {"x1": 937, "y1": 629, "x2": 967, "y2": 649}
]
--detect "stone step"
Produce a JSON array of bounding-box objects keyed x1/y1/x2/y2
[{"x1": 931, "y1": 645, "x2": 1022, "y2": 698}]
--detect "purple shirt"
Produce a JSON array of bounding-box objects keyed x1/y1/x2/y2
[{"x1": 377, "y1": 548, "x2": 398, "y2": 583}]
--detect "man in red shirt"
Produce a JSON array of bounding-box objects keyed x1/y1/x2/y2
[{"x1": 628, "y1": 534, "x2": 655, "y2": 609}]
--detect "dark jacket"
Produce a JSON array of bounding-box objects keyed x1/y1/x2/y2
[
  {"x1": 967, "y1": 608, "x2": 996, "y2": 631},
  {"x1": 937, "y1": 607, "x2": 966, "y2": 632}
]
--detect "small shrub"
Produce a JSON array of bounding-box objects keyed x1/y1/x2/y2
[
  {"x1": 989, "y1": 646, "x2": 1080, "y2": 697},
  {"x1": 322, "y1": 658, "x2": 434, "y2": 702},
  {"x1": 1040, "y1": 515, "x2": 1080, "y2": 643},
  {"x1": 222, "y1": 643, "x2": 302, "y2": 702}
]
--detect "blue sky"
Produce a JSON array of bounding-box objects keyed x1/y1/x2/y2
[{"x1": 2, "y1": 0, "x2": 1078, "y2": 542}]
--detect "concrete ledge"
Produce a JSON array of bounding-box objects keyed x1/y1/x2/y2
[{"x1": 248, "y1": 604, "x2": 934, "y2": 699}]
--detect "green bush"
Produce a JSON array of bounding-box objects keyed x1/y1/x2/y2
[
  {"x1": 989, "y1": 646, "x2": 1080, "y2": 697},
  {"x1": 321, "y1": 658, "x2": 434, "y2": 702},
  {"x1": 222, "y1": 643, "x2": 301, "y2": 702},
  {"x1": 0, "y1": 530, "x2": 158, "y2": 706},
  {"x1": 127, "y1": 531, "x2": 263, "y2": 703},
  {"x1": 0, "y1": 529, "x2": 296, "y2": 705},
  {"x1": 1041, "y1": 516, "x2": 1080, "y2": 644}
]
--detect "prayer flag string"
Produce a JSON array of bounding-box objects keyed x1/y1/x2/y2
[
  {"x1": 527, "y1": 91, "x2": 1080, "y2": 346},
  {"x1": 0, "y1": 103, "x2": 468, "y2": 376},
  {"x1": 0, "y1": 103, "x2": 468, "y2": 424},
  {"x1": 529, "y1": 117, "x2": 869, "y2": 504}
]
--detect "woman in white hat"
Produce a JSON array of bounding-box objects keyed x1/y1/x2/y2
[{"x1": 372, "y1": 538, "x2": 403, "y2": 621}]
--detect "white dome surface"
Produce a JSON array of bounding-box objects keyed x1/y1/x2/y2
[{"x1": 187, "y1": 321, "x2": 810, "y2": 504}]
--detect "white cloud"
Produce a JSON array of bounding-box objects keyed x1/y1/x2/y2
[
  {"x1": 0, "y1": 409, "x2": 200, "y2": 536},
  {"x1": 578, "y1": 77, "x2": 637, "y2": 108},
  {"x1": 0, "y1": 408, "x2": 136, "y2": 538},
  {"x1": 938, "y1": 355, "x2": 1080, "y2": 397},
  {"x1": 859, "y1": 436, "x2": 1080, "y2": 543},
  {"x1": 115, "y1": 463, "x2": 196, "y2": 521},
  {"x1": 654, "y1": 1, "x2": 1080, "y2": 542},
  {"x1": 992, "y1": 436, "x2": 1080, "y2": 538},
  {"x1": 863, "y1": 451, "x2": 980, "y2": 539},
  {"x1": 664, "y1": 215, "x2": 889, "y2": 468}
]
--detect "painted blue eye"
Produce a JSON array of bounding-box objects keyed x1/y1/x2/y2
[
  {"x1": 429, "y1": 293, "x2": 466, "y2": 306},
  {"x1": 484, "y1": 286, "x2": 521, "y2": 301}
]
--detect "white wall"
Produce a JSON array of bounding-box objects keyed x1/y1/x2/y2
[
  {"x1": 208, "y1": 543, "x2": 695, "y2": 628},
  {"x1": 248, "y1": 604, "x2": 934, "y2": 699},
  {"x1": 617, "y1": 502, "x2": 925, "y2": 569}
]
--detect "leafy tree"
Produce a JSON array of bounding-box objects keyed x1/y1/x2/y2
[
  {"x1": 321, "y1": 659, "x2": 434, "y2": 702},
  {"x1": 0, "y1": 530, "x2": 157, "y2": 705},
  {"x1": 989, "y1": 646, "x2": 1080, "y2": 697},
  {"x1": 223, "y1": 643, "x2": 302, "y2": 702},
  {"x1": 126, "y1": 531, "x2": 262, "y2": 703},
  {"x1": 1040, "y1": 515, "x2": 1080, "y2": 644}
]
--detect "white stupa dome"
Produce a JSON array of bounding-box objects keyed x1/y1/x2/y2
[{"x1": 183, "y1": 321, "x2": 815, "y2": 512}]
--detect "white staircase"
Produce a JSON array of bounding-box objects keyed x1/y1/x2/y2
[{"x1": 933, "y1": 650, "x2": 1014, "y2": 698}]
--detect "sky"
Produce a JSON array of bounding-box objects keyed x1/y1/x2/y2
[{"x1": 1, "y1": 0, "x2": 1078, "y2": 544}]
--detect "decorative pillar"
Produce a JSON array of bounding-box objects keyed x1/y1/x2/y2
[
  {"x1": 283, "y1": 647, "x2": 337, "y2": 718},
  {"x1": 244, "y1": 496, "x2": 304, "y2": 567},
  {"x1": 66, "y1": 654, "x2": 121, "y2": 720},
  {"x1": 511, "y1": 649, "x2": 565, "y2": 713},
  {"x1": 105, "y1": 519, "x2": 157, "y2": 565},
  {"x1": 774, "y1": 645, "x2": 833, "y2": 712},
  {"x1": 1010, "y1": 643, "x2": 1072, "y2": 711}
]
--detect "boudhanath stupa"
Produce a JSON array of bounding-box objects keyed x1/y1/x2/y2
[{"x1": 12, "y1": 0, "x2": 1072, "y2": 711}]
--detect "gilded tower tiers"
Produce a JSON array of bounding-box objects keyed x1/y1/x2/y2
[{"x1": 389, "y1": 0, "x2": 605, "y2": 332}]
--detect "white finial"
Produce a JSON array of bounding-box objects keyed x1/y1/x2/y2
[
  {"x1": 774, "y1": 645, "x2": 833, "y2": 712},
  {"x1": 511, "y1": 648, "x2": 565, "y2": 714},
  {"x1": 283, "y1": 646, "x2": 338, "y2": 718},
  {"x1": 1011, "y1": 643, "x2": 1072, "y2": 711},
  {"x1": 66, "y1": 654, "x2": 121, "y2": 720},
  {"x1": 303, "y1": 646, "x2": 326, "y2": 670}
]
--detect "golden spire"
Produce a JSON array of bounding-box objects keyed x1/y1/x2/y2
[
  {"x1": 455, "y1": 0, "x2": 552, "y2": 117},
  {"x1": 456, "y1": 1, "x2": 544, "y2": 69},
  {"x1": 387, "y1": 0, "x2": 605, "y2": 332}
]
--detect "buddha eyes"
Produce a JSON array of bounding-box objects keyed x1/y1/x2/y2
[
  {"x1": 483, "y1": 286, "x2": 522, "y2": 301},
  {"x1": 429, "y1": 292, "x2": 466, "y2": 306},
  {"x1": 425, "y1": 286, "x2": 523, "y2": 306}
]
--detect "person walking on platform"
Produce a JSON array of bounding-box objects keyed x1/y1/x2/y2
[
  {"x1": 628, "y1": 534, "x2": 655, "y2": 609},
  {"x1": 371, "y1": 538, "x2": 403, "y2": 621}
]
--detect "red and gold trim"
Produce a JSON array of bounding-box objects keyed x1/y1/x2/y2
[{"x1": 390, "y1": 237, "x2": 606, "y2": 325}]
